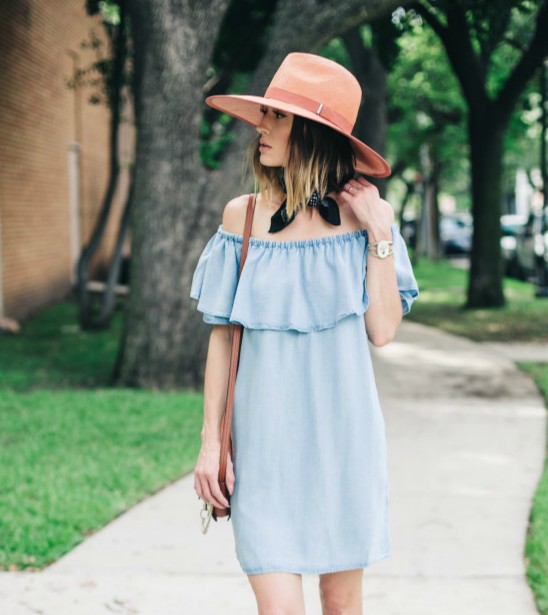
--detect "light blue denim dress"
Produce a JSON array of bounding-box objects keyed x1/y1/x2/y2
[{"x1": 190, "y1": 222, "x2": 419, "y2": 575}]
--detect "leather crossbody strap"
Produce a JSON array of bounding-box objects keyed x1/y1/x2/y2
[{"x1": 215, "y1": 193, "x2": 256, "y2": 519}]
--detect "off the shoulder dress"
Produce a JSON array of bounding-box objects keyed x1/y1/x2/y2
[{"x1": 190, "y1": 220, "x2": 419, "y2": 575}]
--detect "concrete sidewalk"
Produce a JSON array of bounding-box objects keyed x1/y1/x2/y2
[
  {"x1": 479, "y1": 341, "x2": 548, "y2": 363},
  {"x1": 0, "y1": 321, "x2": 546, "y2": 614}
]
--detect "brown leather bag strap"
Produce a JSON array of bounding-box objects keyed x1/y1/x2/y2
[
  {"x1": 216, "y1": 193, "x2": 256, "y2": 504},
  {"x1": 239, "y1": 193, "x2": 256, "y2": 275}
]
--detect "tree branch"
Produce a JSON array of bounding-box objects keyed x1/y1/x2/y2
[
  {"x1": 416, "y1": 1, "x2": 487, "y2": 110},
  {"x1": 500, "y1": 34, "x2": 528, "y2": 55},
  {"x1": 305, "y1": 0, "x2": 412, "y2": 51},
  {"x1": 412, "y1": 0, "x2": 447, "y2": 40},
  {"x1": 497, "y1": 0, "x2": 548, "y2": 118}
]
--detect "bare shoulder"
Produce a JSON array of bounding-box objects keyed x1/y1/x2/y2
[{"x1": 221, "y1": 194, "x2": 252, "y2": 234}]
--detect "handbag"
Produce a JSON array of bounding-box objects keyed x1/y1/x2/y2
[{"x1": 201, "y1": 192, "x2": 256, "y2": 534}]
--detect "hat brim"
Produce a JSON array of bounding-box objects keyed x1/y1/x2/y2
[{"x1": 205, "y1": 94, "x2": 391, "y2": 178}]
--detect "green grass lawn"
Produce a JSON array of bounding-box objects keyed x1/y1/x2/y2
[
  {"x1": 407, "y1": 257, "x2": 548, "y2": 342},
  {"x1": 520, "y1": 363, "x2": 548, "y2": 615},
  {"x1": 0, "y1": 302, "x2": 122, "y2": 390},
  {"x1": 0, "y1": 301, "x2": 203, "y2": 570}
]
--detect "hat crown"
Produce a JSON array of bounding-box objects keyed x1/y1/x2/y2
[
  {"x1": 203, "y1": 52, "x2": 391, "y2": 177},
  {"x1": 265, "y1": 53, "x2": 362, "y2": 130}
]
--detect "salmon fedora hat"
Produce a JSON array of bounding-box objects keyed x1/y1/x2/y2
[{"x1": 205, "y1": 52, "x2": 391, "y2": 178}]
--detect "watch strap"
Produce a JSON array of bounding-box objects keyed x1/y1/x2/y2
[{"x1": 368, "y1": 239, "x2": 394, "y2": 259}]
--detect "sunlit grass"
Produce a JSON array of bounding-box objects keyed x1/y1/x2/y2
[
  {"x1": 0, "y1": 301, "x2": 203, "y2": 570},
  {"x1": 408, "y1": 258, "x2": 548, "y2": 342}
]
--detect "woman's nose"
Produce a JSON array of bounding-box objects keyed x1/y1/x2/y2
[{"x1": 255, "y1": 116, "x2": 269, "y2": 134}]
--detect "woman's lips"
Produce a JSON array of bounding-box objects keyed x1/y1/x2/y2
[{"x1": 259, "y1": 144, "x2": 271, "y2": 151}]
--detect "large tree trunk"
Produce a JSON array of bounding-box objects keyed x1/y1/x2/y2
[
  {"x1": 466, "y1": 103, "x2": 506, "y2": 307},
  {"x1": 341, "y1": 27, "x2": 388, "y2": 197},
  {"x1": 114, "y1": 0, "x2": 229, "y2": 388}
]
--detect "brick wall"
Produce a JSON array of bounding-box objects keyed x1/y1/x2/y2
[{"x1": 0, "y1": 0, "x2": 134, "y2": 321}]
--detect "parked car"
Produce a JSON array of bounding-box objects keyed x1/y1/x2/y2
[
  {"x1": 440, "y1": 214, "x2": 472, "y2": 255},
  {"x1": 514, "y1": 209, "x2": 548, "y2": 282},
  {"x1": 500, "y1": 214, "x2": 527, "y2": 278}
]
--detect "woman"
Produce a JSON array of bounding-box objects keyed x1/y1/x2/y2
[{"x1": 191, "y1": 53, "x2": 419, "y2": 614}]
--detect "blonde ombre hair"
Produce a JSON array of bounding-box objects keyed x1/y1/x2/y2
[{"x1": 244, "y1": 115, "x2": 356, "y2": 219}]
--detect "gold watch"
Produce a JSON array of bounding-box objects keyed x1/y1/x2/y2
[{"x1": 368, "y1": 239, "x2": 394, "y2": 259}]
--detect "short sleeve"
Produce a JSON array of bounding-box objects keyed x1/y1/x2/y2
[
  {"x1": 391, "y1": 223, "x2": 419, "y2": 315},
  {"x1": 189, "y1": 227, "x2": 242, "y2": 325}
]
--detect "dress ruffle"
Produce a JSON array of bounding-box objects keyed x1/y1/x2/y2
[{"x1": 190, "y1": 223, "x2": 418, "y2": 332}]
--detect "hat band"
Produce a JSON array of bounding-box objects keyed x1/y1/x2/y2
[{"x1": 265, "y1": 87, "x2": 353, "y2": 133}]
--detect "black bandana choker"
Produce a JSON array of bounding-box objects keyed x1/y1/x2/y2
[{"x1": 268, "y1": 173, "x2": 353, "y2": 233}]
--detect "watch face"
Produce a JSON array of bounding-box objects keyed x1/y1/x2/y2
[{"x1": 377, "y1": 240, "x2": 390, "y2": 258}]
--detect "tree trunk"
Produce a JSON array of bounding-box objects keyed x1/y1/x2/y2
[
  {"x1": 422, "y1": 142, "x2": 441, "y2": 260},
  {"x1": 430, "y1": 161, "x2": 441, "y2": 259},
  {"x1": 77, "y1": 3, "x2": 126, "y2": 329},
  {"x1": 466, "y1": 103, "x2": 505, "y2": 307},
  {"x1": 114, "y1": 0, "x2": 229, "y2": 388},
  {"x1": 97, "y1": 166, "x2": 134, "y2": 328},
  {"x1": 420, "y1": 172, "x2": 440, "y2": 260},
  {"x1": 342, "y1": 27, "x2": 388, "y2": 197},
  {"x1": 416, "y1": 142, "x2": 440, "y2": 259}
]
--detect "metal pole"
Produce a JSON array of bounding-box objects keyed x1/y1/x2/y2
[
  {"x1": 542, "y1": 60, "x2": 547, "y2": 211},
  {"x1": 535, "y1": 59, "x2": 548, "y2": 296}
]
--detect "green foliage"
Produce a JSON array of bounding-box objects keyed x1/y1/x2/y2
[
  {"x1": 505, "y1": 81, "x2": 544, "y2": 172},
  {"x1": 389, "y1": 1, "x2": 544, "y2": 212},
  {"x1": 86, "y1": 0, "x2": 120, "y2": 25},
  {"x1": 408, "y1": 258, "x2": 548, "y2": 341},
  {"x1": 202, "y1": 71, "x2": 255, "y2": 169},
  {"x1": 319, "y1": 37, "x2": 353, "y2": 69},
  {"x1": 388, "y1": 12, "x2": 469, "y2": 205},
  {"x1": 200, "y1": 115, "x2": 236, "y2": 170}
]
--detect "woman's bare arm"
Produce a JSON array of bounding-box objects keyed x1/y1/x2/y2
[
  {"x1": 194, "y1": 197, "x2": 248, "y2": 508},
  {"x1": 194, "y1": 325, "x2": 234, "y2": 509},
  {"x1": 201, "y1": 325, "x2": 233, "y2": 442},
  {"x1": 363, "y1": 248, "x2": 402, "y2": 347},
  {"x1": 338, "y1": 176, "x2": 403, "y2": 347}
]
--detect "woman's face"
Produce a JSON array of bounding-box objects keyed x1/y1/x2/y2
[{"x1": 255, "y1": 105, "x2": 294, "y2": 167}]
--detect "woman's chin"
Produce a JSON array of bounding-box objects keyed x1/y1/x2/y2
[{"x1": 259, "y1": 156, "x2": 284, "y2": 167}]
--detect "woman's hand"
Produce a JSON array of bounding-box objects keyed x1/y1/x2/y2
[
  {"x1": 194, "y1": 439, "x2": 235, "y2": 509},
  {"x1": 338, "y1": 176, "x2": 395, "y2": 240}
]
